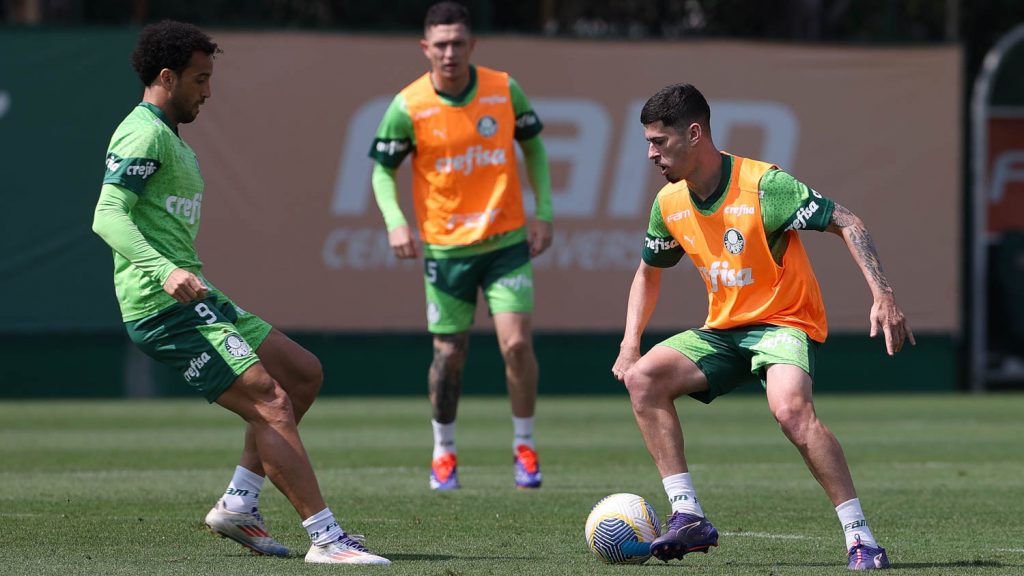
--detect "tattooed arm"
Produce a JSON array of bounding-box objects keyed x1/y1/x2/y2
[{"x1": 827, "y1": 203, "x2": 915, "y2": 355}]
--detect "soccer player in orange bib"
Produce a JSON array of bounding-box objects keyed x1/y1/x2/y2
[
  {"x1": 611, "y1": 84, "x2": 914, "y2": 571},
  {"x1": 368, "y1": 2, "x2": 553, "y2": 491}
]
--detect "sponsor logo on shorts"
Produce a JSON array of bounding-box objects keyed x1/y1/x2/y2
[
  {"x1": 758, "y1": 331, "x2": 804, "y2": 352},
  {"x1": 427, "y1": 301, "x2": 441, "y2": 325},
  {"x1": 224, "y1": 332, "x2": 253, "y2": 358},
  {"x1": 496, "y1": 273, "x2": 533, "y2": 291},
  {"x1": 477, "y1": 115, "x2": 498, "y2": 137},
  {"x1": 724, "y1": 228, "x2": 745, "y2": 254},
  {"x1": 697, "y1": 260, "x2": 755, "y2": 293},
  {"x1": 183, "y1": 352, "x2": 212, "y2": 383}
]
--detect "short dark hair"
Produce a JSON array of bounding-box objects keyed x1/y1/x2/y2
[
  {"x1": 424, "y1": 1, "x2": 471, "y2": 31},
  {"x1": 130, "y1": 20, "x2": 220, "y2": 86},
  {"x1": 640, "y1": 83, "x2": 711, "y2": 132}
]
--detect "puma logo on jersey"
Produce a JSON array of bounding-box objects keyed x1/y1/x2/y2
[
  {"x1": 435, "y1": 146, "x2": 507, "y2": 175},
  {"x1": 697, "y1": 260, "x2": 755, "y2": 293}
]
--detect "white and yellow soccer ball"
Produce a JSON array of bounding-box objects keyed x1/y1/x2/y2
[{"x1": 584, "y1": 493, "x2": 662, "y2": 564}]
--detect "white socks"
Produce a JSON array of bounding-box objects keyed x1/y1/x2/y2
[
  {"x1": 836, "y1": 498, "x2": 878, "y2": 549},
  {"x1": 512, "y1": 416, "x2": 535, "y2": 450},
  {"x1": 303, "y1": 507, "x2": 341, "y2": 546},
  {"x1": 663, "y1": 472, "x2": 704, "y2": 517},
  {"x1": 222, "y1": 465, "x2": 264, "y2": 513},
  {"x1": 433, "y1": 416, "x2": 536, "y2": 457},
  {"x1": 432, "y1": 419, "x2": 456, "y2": 459}
]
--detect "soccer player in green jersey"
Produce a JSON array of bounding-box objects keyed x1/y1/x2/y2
[
  {"x1": 92, "y1": 21, "x2": 388, "y2": 565},
  {"x1": 611, "y1": 84, "x2": 914, "y2": 570},
  {"x1": 368, "y1": 2, "x2": 554, "y2": 491}
]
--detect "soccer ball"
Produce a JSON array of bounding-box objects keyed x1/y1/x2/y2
[{"x1": 584, "y1": 493, "x2": 662, "y2": 564}]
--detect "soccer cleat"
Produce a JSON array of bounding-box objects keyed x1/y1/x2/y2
[
  {"x1": 513, "y1": 444, "x2": 542, "y2": 489},
  {"x1": 847, "y1": 535, "x2": 890, "y2": 570},
  {"x1": 430, "y1": 452, "x2": 460, "y2": 490},
  {"x1": 650, "y1": 512, "x2": 719, "y2": 562},
  {"x1": 204, "y1": 500, "x2": 290, "y2": 557},
  {"x1": 305, "y1": 533, "x2": 391, "y2": 565}
]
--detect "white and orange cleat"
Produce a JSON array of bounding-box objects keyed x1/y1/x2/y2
[
  {"x1": 305, "y1": 533, "x2": 391, "y2": 565},
  {"x1": 204, "y1": 500, "x2": 290, "y2": 557}
]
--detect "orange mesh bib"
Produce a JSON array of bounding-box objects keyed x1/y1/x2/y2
[
  {"x1": 657, "y1": 155, "x2": 828, "y2": 342},
  {"x1": 401, "y1": 67, "x2": 525, "y2": 245}
]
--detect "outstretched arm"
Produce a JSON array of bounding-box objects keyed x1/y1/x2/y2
[
  {"x1": 612, "y1": 261, "x2": 664, "y2": 380},
  {"x1": 827, "y1": 203, "x2": 915, "y2": 355}
]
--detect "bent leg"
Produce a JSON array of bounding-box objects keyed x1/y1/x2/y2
[
  {"x1": 623, "y1": 345, "x2": 708, "y2": 477},
  {"x1": 240, "y1": 329, "x2": 324, "y2": 476},
  {"x1": 493, "y1": 312, "x2": 537, "y2": 418},
  {"x1": 765, "y1": 364, "x2": 857, "y2": 506},
  {"x1": 217, "y1": 363, "x2": 326, "y2": 520}
]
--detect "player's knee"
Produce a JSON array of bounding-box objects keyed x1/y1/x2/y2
[
  {"x1": 243, "y1": 372, "x2": 294, "y2": 427},
  {"x1": 624, "y1": 368, "x2": 657, "y2": 406},
  {"x1": 771, "y1": 402, "x2": 815, "y2": 445},
  {"x1": 499, "y1": 337, "x2": 532, "y2": 364}
]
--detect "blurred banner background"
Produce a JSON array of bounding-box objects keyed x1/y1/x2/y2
[{"x1": 2, "y1": 0, "x2": 1022, "y2": 396}]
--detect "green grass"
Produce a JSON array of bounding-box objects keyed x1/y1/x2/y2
[{"x1": 1, "y1": 394, "x2": 1023, "y2": 575}]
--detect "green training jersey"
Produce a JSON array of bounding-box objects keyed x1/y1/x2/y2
[
  {"x1": 101, "y1": 102, "x2": 205, "y2": 321},
  {"x1": 643, "y1": 153, "x2": 834, "y2": 268}
]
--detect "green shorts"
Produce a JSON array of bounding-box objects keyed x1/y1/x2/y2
[
  {"x1": 424, "y1": 241, "x2": 534, "y2": 334},
  {"x1": 125, "y1": 288, "x2": 272, "y2": 402},
  {"x1": 657, "y1": 325, "x2": 819, "y2": 404}
]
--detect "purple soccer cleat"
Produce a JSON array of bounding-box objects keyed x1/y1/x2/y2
[
  {"x1": 848, "y1": 535, "x2": 890, "y2": 570},
  {"x1": 650, "y1": 512, "x2": 719, "y2": 562}
]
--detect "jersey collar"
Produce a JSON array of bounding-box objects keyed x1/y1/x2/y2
[
  {"x1": 690, "y1": 153, "x2": 733, "y2": 212},
  {"x1": 434, "y1": 65, "x2": 478, "y2": 105},
  {"x1": 138, "y1": 102, "x2": 178, "y2": 135}
]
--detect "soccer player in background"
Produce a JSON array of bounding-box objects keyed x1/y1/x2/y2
[
  {"x1": 611, "y1": 83, "x2": 914, "y2": 571},
  {"x1": 368, "y1": 1, "x2": 554, "y2": 491},
  {"x1": 91, "y1": 21, "x2": 389, "y2": 565}
]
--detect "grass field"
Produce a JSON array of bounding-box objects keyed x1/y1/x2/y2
[{"x1": 1, "y1": 394, "x2": 1023, "y2": 576}]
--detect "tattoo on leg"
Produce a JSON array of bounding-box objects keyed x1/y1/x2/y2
[{"x1": 429, "y1": 334, "x2": 469, "y2": 423}]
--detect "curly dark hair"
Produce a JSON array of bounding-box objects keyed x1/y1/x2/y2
[
  {"x1": 640, "y1": 83, "x2": 711, "y2": 132},
  {"x1": 424, "y1": 1, "x2": 471, "y2": 32},
  {"x1": 130, "y1": 20, "x2": 221, "y2": 86}
]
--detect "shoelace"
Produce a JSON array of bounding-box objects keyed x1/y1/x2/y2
[{"x1": 338, "y1": 533, "x2": 370, "y2": 552}]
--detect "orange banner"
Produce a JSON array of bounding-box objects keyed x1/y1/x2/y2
[{"x1": 187, "y1": 33, "x2": 960, "y2": 332}]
